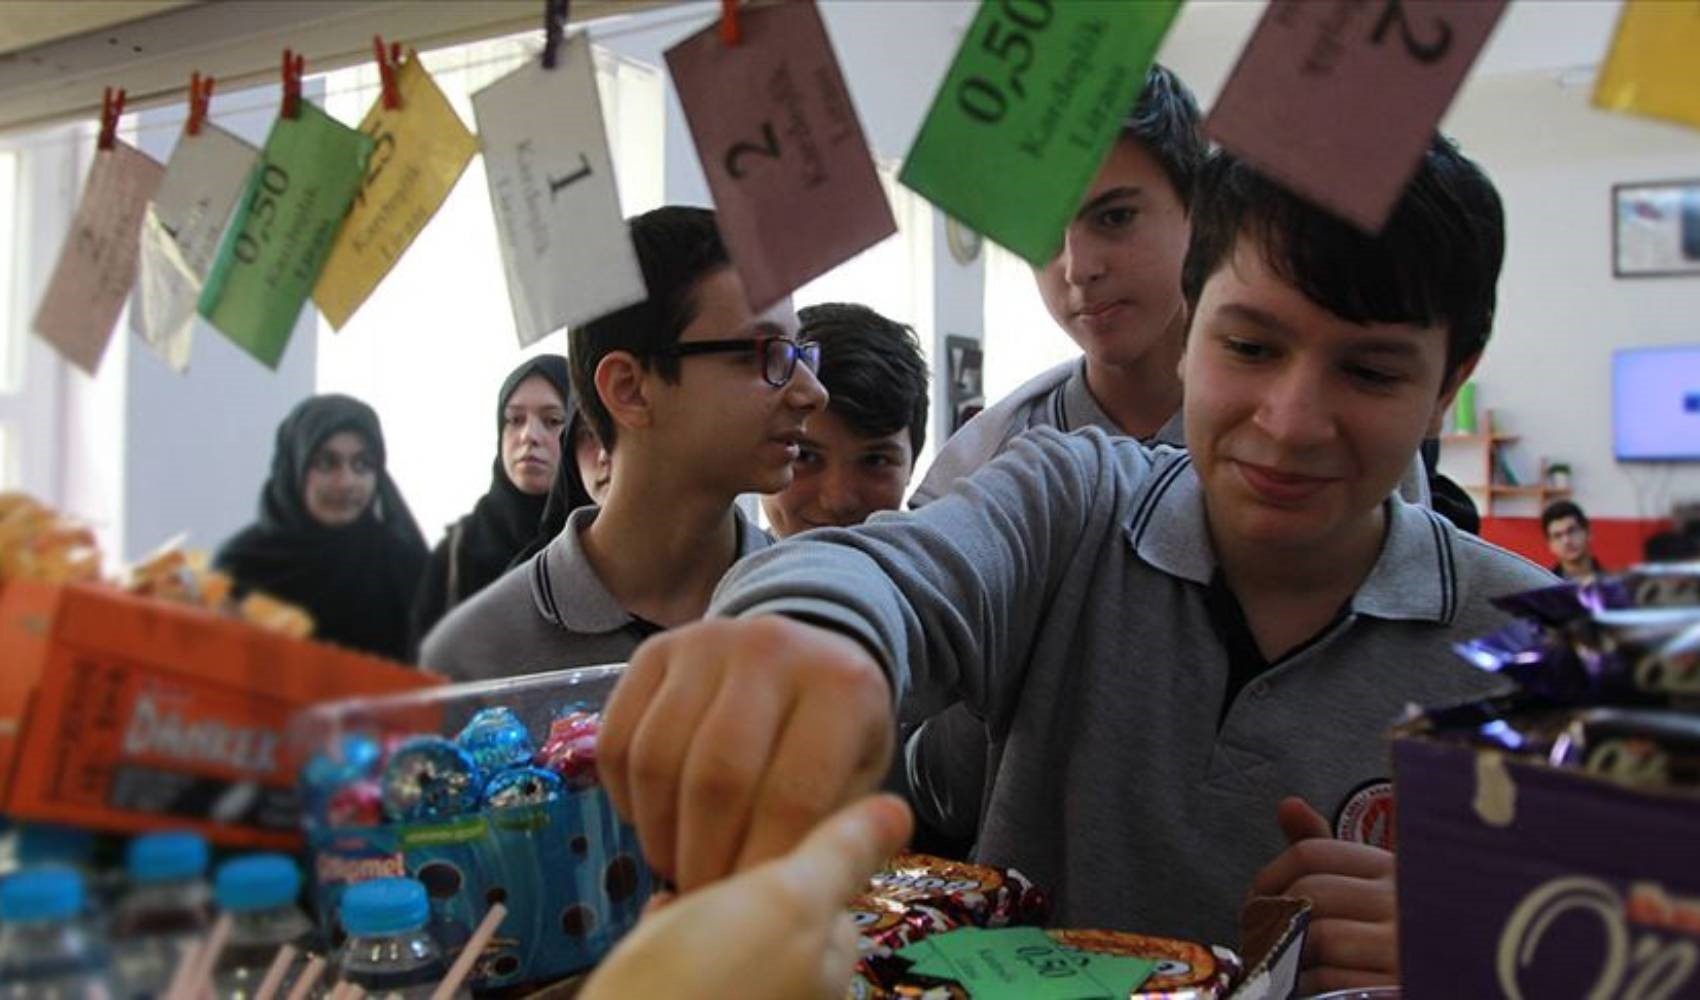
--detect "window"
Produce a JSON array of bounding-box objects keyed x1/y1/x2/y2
[{"x1": 981, "y1": 242, "x2": 1078, "y2": 406}]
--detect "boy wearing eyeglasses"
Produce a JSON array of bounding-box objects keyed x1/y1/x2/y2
[{"x1": 420, "y1": 206, "x2": 827, "y2": 679}]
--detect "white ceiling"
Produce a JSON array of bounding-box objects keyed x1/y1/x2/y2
[{"x1": 0, "y1": 1, "x2": 196, "y2": 57}]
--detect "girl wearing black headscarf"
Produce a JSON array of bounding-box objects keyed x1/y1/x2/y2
[
  {"x1": 215, "y1": 394, "x2": 427, "y2": 663},
  {"x1": 409, "y1": 356, "x2": 599, "y2": 655}
]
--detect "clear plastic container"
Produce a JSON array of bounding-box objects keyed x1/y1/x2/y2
[
  {"x1": 111, "y1": 831, "x2": 212, "y2": 1000},
  {"x1": 333, "y1": 878, "x2": 464, "y2": 1000},
  {"x1": 290, "y1": 666, "x2": 650, "y2": 991},
  {"x1": 0, "y1": 866, "x2": 112, "y2": 999},
  {"x1": 211, "y1": 854, "x2": 317, "y2": 1000}
]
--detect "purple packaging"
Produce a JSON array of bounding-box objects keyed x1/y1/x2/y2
[{"x1": 1394, "y1": 734, "x2": 1700, "y2": 999}]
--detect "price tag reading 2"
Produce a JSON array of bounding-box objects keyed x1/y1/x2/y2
[
  {"x1": 666, "y1": 0, "x2": 893, "y2": 312},
  {"x1": 198, "y1": 100, "x2": 372, "y2": 368},
  {"x1": 1205, "y1": 0, "x2": 1508, "y2": 234},
  {"x1": 472, "y1": 31, "x2": 645, "y2": 345},
  {"x1": 899, "y1": 0, "x2": 1179, "y2": 266}
]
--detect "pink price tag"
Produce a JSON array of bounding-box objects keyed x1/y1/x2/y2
[
  {"x1": 32, "y1": 140, "x2": 164, "y2": 374},
  {"x1": 1205, "y1": 0, "x2": 1508, "y2": 233},
  {"x1": 667, "y1": 0, "x2": 895, "y2": 311}
]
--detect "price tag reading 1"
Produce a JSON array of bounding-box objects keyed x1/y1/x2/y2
[
  {"x1": 133, "y1": 124, "x2": 259, "y2": 371},
  {"x1": 1205, "y1": 0, "x2": 1508, "y2": 234},
  {"x1": 899, "y1": 0, "x2": 1179, "y2": 266},
  {"x1": 666, "y1": 0, "x2": 895, "y2": 312},
  {"x1": 473, "y1": 32, "x2": 646, "y2": 346},
  {"x1": 314, "y1": 54, "x2": 477, "y2": 330},
  {"x1": 32, "y1": 140, "x2": 164, "y2": 374},
  {"x1": 198, "y1": 101, "x2": 372, "y2": 369},
  {"x1": 1593, "y1": 0, "x2": 1700, "y2": 134}
]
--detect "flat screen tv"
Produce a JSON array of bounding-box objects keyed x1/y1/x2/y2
[{"x1": 1614, "y1": 345, "x2": 1700, "y2": 461}]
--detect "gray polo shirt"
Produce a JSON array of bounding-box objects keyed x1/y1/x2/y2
[
  {"x1": 421, "y1": 506, "x2": 771, "y2": 681},
  {"x1": 711, "y1": 426, "x2": 1552, "y2": 947}
]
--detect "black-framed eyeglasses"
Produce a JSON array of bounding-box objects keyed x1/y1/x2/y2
[{"x1": 658, "y1": 336, "x2": 822, "y2": 388}]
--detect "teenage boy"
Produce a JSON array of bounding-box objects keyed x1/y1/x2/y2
[
  {"x1": 595, "y1": 141, "x2": 1556, "y2": 993},
  {"x1": 420, "y1": 206, "x2": 827, "y2": 679},
  {"x1": 910, "y1": 65, "x2": 1200, "y2": 506},
  {"x1": 760, "y1": 303, "x2": 929, "y2": 537},
  {"x1": 1543, "y1": 499, "x2": 1604, "y2": 582}
]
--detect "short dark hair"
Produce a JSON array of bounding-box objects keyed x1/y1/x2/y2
[
  {"x1": 1542, "y1": 500, "x2": 1590, "y2": 533},
  {"x1": 570, "y1": 206, "x2": 731, "y2": 449},
  {"x1": 800, "y1": 303, "x2": 930, "y2": 456},
  {"x1": 1180, "y1": 135, "x2": 1504, "y2": 384},
  {"x1": 1123, "y1": 64, "x2": 1206, "y2": 209}
]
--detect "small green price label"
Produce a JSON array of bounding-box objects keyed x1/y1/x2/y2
[
  {"x1": 899, "y1": 0, "x2": 1181, "y2": 265},
  {"x1": 898, "y1": 926, "x2": 1156, "y2": 1000}
]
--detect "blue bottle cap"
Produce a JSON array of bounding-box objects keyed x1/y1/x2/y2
[
  {"x1": 215, "y1": 854, "x2": 302, "y2": 913},
  {"x1": 0, "y1": 866, "x2": 85, "y2": 923},
  {"x1": 340, "y1": 878, "x2": 429, "y2": 937},
  {"x1": 127, "y1": 831, "x2": 210, "y2": 883}
]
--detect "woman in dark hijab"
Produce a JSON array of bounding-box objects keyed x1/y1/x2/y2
[
  {"x1": 216, "y1": 394, "x2": 427, "y2": 663},
  {"x1": 409, "y1": 356, "x2": 602, "y2": 654}
]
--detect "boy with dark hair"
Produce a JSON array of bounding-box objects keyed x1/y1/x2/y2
[
  {"x1": 1543, "y1": 499, "x2": 1604, "y2": 582},
  {"x1": 760, "y1": 303, "x2": 929, "y2": 537},
  {"x1": 421, "y1": 206, "x2": 827, "y2": 678},
  {"x1": 594, "y1": 140, "x2": 1555, "y2": 993}
]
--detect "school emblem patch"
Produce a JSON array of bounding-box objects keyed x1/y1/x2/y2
[{"x1": 1334, "y1": 779, "x2": 1396, "y2": 850}]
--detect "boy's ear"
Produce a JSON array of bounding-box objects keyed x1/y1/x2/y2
[
  {"x1": 595, "y1": 351, "x2": 653, "y2": 435},
  {"x1": 1429, "y1": 352, "x2": 1482, "y2": 437}
]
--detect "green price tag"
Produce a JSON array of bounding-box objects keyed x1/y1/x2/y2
[
  {"x1": 898, "y1": 926, "x2": 1156, "y2": 1000},
  {"x1": 199, "y1": 101, "x2": 372, "y2": 368},
  {"x1": 899, "y1": 0, "x2": 1181, "y2": 265}
]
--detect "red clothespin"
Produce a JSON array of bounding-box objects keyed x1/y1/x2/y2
[
  {"x1": 97, "y1": 86, "x2": 125, "y2": 151},
  {"x1": 281, "y1": 48, "x2": 305, "y2": 119},
  {"x1": 186, "y1": 72, "x2": 215, "y2": 136},
  {"x1": 541, "y1": 0, "x2": 569, "y2": 70},
  {"x1": 373, "y1": 36, "x2": 403, "y2": 110},
  {"x1": 720, "y1": 0, "x2": 741, "y2": 47}
]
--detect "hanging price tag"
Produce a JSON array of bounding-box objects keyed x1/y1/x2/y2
[
  {"x1": 1205, "y1": 0, "x2": 1508, "y2": 233},
  {"x1": 899, "y1": 0, "x2": 1178, "y2": 266},
  {"x1": 32, "y1": 141, "x2": 163, "y2": 374},
  {"x1": 666, "y1": 0, "x2": 895, "y2": 311},
  {"x1": 314, "y1": 54, "x2": 477, "y2": 330},
  {"x1": 133, "y1": 124, "x2": 260, "y2": 371},
  {"x1": 473, "y1": 32, "x2": 646, "y2": 345},
  {"x1": 197, "y1": 101, "x2": 372, "y2": 368},
  {"x1": 1594, "y1": 0, "x2": 1700, "y2": 133}
]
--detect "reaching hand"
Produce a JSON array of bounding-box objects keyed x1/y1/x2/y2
[
  {"x1": 580, "y1": 794, "x2": 914, "y2": 1000},
  {"x1": 599, "y1": 615, "x2": 896, "y2": 891},
  {"x1": 1251, "y1": 797, "x2": 1399, "y2": 995}
]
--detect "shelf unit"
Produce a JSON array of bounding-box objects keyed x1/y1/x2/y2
[{"x1": 1440, "y1": 432, "x2": 1570, "y2": 518}]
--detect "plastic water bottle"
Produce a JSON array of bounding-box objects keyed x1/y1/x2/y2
[
  {"x1": 334, "y1": 878, "x2": 465, "y2": 1000},
  {"x1": 211, "y1": 855, "x2": 316, "y2": 999},
  {"x1": 0, "y1": 866, "x2": 112, "y2": 999},
  {"x1": 110, "y1": 832, "x2": 212, "y2": 999}
]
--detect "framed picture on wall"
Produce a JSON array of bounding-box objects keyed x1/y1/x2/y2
[{"x1": 1613, "y1": 179, "x2": 1700, "y2": 278}]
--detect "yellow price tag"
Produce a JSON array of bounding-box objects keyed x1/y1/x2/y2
[
  {"x1": 1593, "y1": 0, "x2": 1700, "y2": 132},
  {"x1": 314, "y1": 54, "x2": 477, "y2": 329}
]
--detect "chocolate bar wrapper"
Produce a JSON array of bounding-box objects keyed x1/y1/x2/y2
[{"x1": 1049, "y1": 929, "x2": 1238, "y2": 999}]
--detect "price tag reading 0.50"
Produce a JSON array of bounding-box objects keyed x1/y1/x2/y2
[
  {"x1": 231, "y1": 163, "x2": 290, "y2": 266},
  {"x1": 955, "y1": 0, "x2": 1056, "y2": 125}
]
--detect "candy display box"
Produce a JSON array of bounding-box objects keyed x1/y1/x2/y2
[
  {"x1": 290, "y1": 666, "x2": 652, "y2": 992},
  {"x1": 1394, "y1": 733, "x2": 1700, "y2": 999},
  {"x1": 0, "y1": 579, "x2": 437, "y2": 848}
]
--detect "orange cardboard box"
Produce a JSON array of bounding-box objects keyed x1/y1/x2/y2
[{"x1": 0, "y1": 580, "x2": 440, "y2": 849}]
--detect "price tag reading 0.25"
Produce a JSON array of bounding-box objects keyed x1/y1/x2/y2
[{"x1": 900, "y1": 0, "x2": 1179, "y2": 265}]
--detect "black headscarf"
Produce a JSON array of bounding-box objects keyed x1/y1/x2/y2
[
  {"x1": 215, "y1": 394, "x2": 427, "y2": 663},
  {"x1": 409, "y1": 357, "x2": 586, "y2": 655}
]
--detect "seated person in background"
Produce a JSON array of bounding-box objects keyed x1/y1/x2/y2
[
  {"x1": 420, "y1": 206, "x2": 827, "y2": 679},
  {"x1": 1543, "y1": 499, "x2": 1605, "y2": 582},
  {"x1": 409, "y1": 356, "x2": 588, "y2": 657},
  {"x1": 217, "y1": 394, "x2": 427, "y2": 663},
  {"x1": 760, "y1": 303, "x2": 929, "y2": 538},
  {"x1": 595, "y1": 138, "x2": 1557, "y2": 995}
]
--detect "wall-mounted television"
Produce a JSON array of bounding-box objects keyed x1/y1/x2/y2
[{"x1": 1614, "y1": 345, "x2": 1700, "y2": 461}]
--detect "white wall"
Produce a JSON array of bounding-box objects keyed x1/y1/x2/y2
[{"x1": 1441, "y1": 74, "x2": 1700, "y2": 520}]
